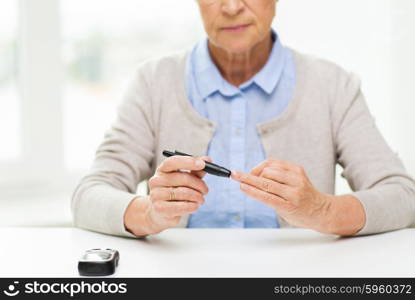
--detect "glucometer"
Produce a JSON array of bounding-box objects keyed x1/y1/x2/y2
[
  {"x1": 162, "y1": 150, "x2": 231, "y2": 178},
  {"x1": 78, "y1": 248, "x2": 119, "y2": 276}
]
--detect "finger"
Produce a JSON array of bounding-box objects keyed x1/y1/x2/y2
[
  {"x1": 239, "y1": 183, "x2": 291, "y2": 211},
  {"x1": 158, "y1": 155, "x2": 206, "y2": 173},
  {"x1": 190, "y1": 156, "x2": 213, "y2": 179},
  {"x1": 260, "y1": 167, "x2": 301, "y2": 187},
  {"x1": 251, "y1": 159, "x2": 300, "y2": 176},
  {"x1": 231, "y1": 171, "x2": 291, "y2": 200},
  {"x1": 153, "y1": 200, "x2": 200, "y2": 217},
  {"x1": 150, "y1": 187, "x2": 205, "y2": 205},
  {"x1": 149, "y1": 172, "x2": 209, "y2": 194}
]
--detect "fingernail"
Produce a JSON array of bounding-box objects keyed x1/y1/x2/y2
[
  {"x1": 232, "y1": 171, "x2": 241, "y2": 180},
  {"x1": 195, "y1": 159, "x2": 205, "y2": 168}
]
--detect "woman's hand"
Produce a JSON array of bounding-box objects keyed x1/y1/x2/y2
[
  {"x1": 230, "y1": 158, "x2": 334, "y2": 233},
  {"x1": 124, "y1": 155, "x2": 212, "y2": 236}
]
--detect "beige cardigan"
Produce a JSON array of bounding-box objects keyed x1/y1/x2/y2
[{"x1": 71, "y1": 48, "x2": 415, "y2": 238}]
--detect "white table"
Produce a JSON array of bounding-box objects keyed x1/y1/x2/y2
[{"x1": 1, "y1": 227, "x2": 414, "y2": 277}]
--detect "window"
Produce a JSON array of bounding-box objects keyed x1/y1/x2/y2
[
  {"x1": 0, "y1": 0, "x2": 19, "y2": 161},
  {"x1": 61, "y1": 0, "x2": 204, "y2": 171}
]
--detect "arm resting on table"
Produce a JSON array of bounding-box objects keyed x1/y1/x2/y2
[{"x1": 331, "y1": 72, "x2": 415, "y2": 236}]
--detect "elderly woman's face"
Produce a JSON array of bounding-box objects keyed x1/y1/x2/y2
[{"x1": 197, "y1": 0, "x2": 276, "y2": 54}]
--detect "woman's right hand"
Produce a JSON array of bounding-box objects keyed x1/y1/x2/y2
[{"x1": 124, "y1": 155, "x2": 212, "y2": 236}]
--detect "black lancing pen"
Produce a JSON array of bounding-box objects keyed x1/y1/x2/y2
[{"x1": 162, "y1": 150, "x2": 231, "y2": 178}]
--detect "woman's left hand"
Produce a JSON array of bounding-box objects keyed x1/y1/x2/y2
[{"x1": 230, "y1": 159, "x2": 334, "y2": 233}]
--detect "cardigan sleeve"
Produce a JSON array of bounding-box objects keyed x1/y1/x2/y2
[
  {"x1": 71, "y1": 68, "x2": 155, "y2": 238},
  {"x1": 332, "y1": 72, "x2": 415, "y2": 235}
]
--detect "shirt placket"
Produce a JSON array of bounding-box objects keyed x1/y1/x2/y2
[{"x1": 229, "y1": 93, "x2": 246, "y2": 227}]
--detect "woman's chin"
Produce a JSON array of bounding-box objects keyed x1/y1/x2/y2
[{"x1": 218, "y1": 41, "x2": 256, "y2": 55}]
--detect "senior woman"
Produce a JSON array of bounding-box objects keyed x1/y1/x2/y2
[{"x1": 71, "y1": 0, "x2": 415, "y2": 238}]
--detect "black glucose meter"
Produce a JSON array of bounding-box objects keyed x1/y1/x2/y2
[{"x1": 78, "y1": 248, "x2": 119, "y2": 276}]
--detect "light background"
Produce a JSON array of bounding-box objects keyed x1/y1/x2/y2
[{"x1": 0, "y1": 0, "x2": 414, "y2": 227}]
